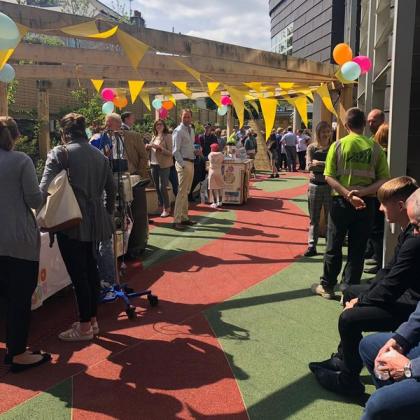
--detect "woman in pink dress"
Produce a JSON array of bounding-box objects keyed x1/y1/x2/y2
[{"x1": 208, "y1": 143, "x2": 224, "y2": 208}]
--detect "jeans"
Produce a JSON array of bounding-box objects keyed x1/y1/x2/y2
[
  {"x1": 0, "y1": 256, "x2": 38, "y2": 357},
  {"x1": 337, "y1": 285, "x2": 414, "y2": 377},
  {"x1": 97, "y1": 238, "x2": 115, "y2": 285},
  {"x1": 360, "y1": 333, "x2": 420, "y2": 419},
  {"x1": 151, "y1": 164, "x2": 170, "y2": 209},
  {"x1": 284, "y1": 145, "x2": 297, "y2": 172},
  {"x1": 57, "y1": 233, "x2": 100, "y2": 323},
  {"x1": 321, "y1": 196, "x2": 375, "y2": 289}
]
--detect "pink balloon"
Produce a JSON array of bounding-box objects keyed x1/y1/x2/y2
[
  {"x1": 159, "y1": 107, "x2": 169, "y2": 119},
  {"x1": 101, "y1": 88, "x2": 116, "y2": 101},
  {"x1": 352, "y1": 56, "x2": 372, "y2": 74},
  {"x1": 221, "y1": 95, "x2": 232, "y2": 106}
]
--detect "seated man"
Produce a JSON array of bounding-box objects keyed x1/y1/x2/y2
[
  {"x1": 359, "y1": 296, "x2": 420, "y2": 418},
  {"x1": 309, "y1": 177, "x2": 420, "y2": 396}
]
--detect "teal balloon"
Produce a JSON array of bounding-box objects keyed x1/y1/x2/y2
[
  {"x1": 0, "y1": 12, "x2": 20, "y2": 50},
  {"x1": 152, "y1": 98, "x2": 162, "y2": 109},
  {"x1": 341, "y1": 61, "x2": 361, "y2": 81},
  {"x1": 217, "y1": 105, "x2": 228, "y2": 116},
  {"x1": 0, "y1": 64, "x2": 15, "y2": 83},
  {"x1": 102, "y1": 101, "x2": 115, "y2": 114}
]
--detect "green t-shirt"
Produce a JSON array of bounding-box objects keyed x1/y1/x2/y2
[{"x1": 324, "y1": 132, "x2": 389, "y2": 191}]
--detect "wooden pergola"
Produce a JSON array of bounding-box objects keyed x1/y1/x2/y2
[{"x1": 0, "y1": 1, "x2": 352, "y2": 158}]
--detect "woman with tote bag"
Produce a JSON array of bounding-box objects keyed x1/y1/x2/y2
[
  {"x1": 40, "y1": 113, "x2": 115, "y2": 341},
  {"x1": 0, "y1": 116, "x2": 51, "y2": 372}
]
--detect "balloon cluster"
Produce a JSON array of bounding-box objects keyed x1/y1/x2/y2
[
  {"x1": 0, "y1": 12, "x2": 20, "y2": 83},
  {"x1": 151, "y1": 97, "x2": 174, "y2": 119},
  {"x1": 100, "y1": 88, "x2": 128, "y2": 114},
  {"x1": 333, "y1": 43, "x2": 372, "y2": 82},
  {"x1": 217, "y1": 95, "x2": 232, "y2": 116}
]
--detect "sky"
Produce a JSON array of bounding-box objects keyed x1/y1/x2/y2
[{"x1": 107, "y1": 0, "x2": 272, "y2": 51}]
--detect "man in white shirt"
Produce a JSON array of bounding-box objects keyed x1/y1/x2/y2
[{"x1": 281, "y1": 126, "x2": 298, "y2": 172}]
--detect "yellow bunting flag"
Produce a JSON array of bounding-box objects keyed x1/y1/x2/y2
[
  {"x1": 207, "y1": 82, "x2": 219, "y2": 96},
  {"x1": 259, "y1": 98, "x2": 278, "y2": 140},
  {"x1": 116, "y1": 29, "x2": 149, "y2": 70},
  {"x1": 61, "y1": 21, "x2": 100, "y2": 37},
  {"x1": 247, "y1": 100, "x2": 260, "y2": 115},
  {"x1": 279, "y1": 82, "x2": 294, "y2": 90},
  {"x1": 293, "y1": 95, "x2": 309, "y2": 128},
  {"x1": 316, "y1": 84, "x2": 338, "y2": 117},
  {"x1": 299, "y1": 89, "x2": 314, "y2": 102},
  {"x1": 209, "y1": 91, "x2": 222, "y2": 107},
  {"x1": 128, "y1": 80, "x2": 145, "y2": 104},
  {"x1": 0, "y1": 24, "x2": 29, "y2": 70},
  {"x1": 91, "y1": 79, "x2": 104, "y2": 92},
  {"x1": 174, "y1": 59, "x2": 201, "y2": 82},
  {"x1": 225, "y1": 85, "x2": 246, "y2": 128},
  {"x1": 172, "y1": 81, "x2": 192, "y2": 98},
  {"x1": 139, "y1": 90, "x2": 151, "y2": 111},
  {"x1": 89, "y1": 25, "x2": 118, "y2": 39},
  {"x1": 244, "y1": 82, "x2": 263, "y2": 92}
]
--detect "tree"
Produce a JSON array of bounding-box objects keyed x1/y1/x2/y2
[{"x1": 61, "y1": 0, "x2": 95, "y2": 17}]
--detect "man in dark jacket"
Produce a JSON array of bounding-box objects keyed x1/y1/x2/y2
[{"x1": 309, "y1": 177, "x2": 420, "y2": 396}]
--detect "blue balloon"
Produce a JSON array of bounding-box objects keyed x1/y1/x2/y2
[
  {"x1": 0, "y1": 64, "x2": 15, "y2": 83},
  {"x1": 217, "y1": 105, "x2": 228, "y2": 116},
  {"x1": 102, "y1": 101, "x2": 115, "y2": 114},
  {"x1": 0, "y1": 12, "x2": 20, "y2": 50},
  {"x1": 152, "y1": 98, "x2": 162, "y2": 109},
  {"x1": 341, "y1": 61, "x2": 361, "y2": 81}
]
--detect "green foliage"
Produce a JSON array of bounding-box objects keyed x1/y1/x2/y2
[
  {"x1": 194, "y1": 121, "x2": 204, "y2": 135},
  {"x1": 7, "y1": 81, "x2": 18, "y2": 106},
  {"x1": 24, "y1": 33, "x2": 65, "y2": 47}
]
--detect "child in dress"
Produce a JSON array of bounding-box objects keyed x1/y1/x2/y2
[{"x1": 208, "y1": 143, "x2": 224, "y2": 208}]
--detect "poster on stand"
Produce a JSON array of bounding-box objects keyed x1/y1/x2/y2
[{"x1": 223, "y1": 162, "x2": 243, "y2": 204}]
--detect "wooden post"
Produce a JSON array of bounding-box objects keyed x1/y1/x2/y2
[
  {"x1": 226, "y1": 105, "x2": 233, "y2": 137},
  {"x1": 37, "y1": 81, "x2": 51, "y2": 159},
  {"x1": 293, "y1": 107, "x2": 301, "y2": 132},
  {"x1": 0, "y1": 82, "x2": 8, "y2": 116},
  {"x1": 336, "y1": 84, "x2": 354, "y2": 139},
  {"x1": 312, "y1": 95, "x2": 332, "y2": 131}
]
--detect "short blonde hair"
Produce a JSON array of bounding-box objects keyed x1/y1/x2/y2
[
  {"x1": 374, "y1": 123, "x2": 389, "y2": 150},
  {"x1": 377, "y1": 176, "x2": 418, "y2": 204}
]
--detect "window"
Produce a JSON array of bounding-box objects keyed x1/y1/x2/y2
[{"x1": 271, "y1": 23, "x2": 293, "y2": 55}]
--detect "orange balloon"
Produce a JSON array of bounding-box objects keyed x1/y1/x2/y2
[
  {"x1": 113, "y1": 96, "x2": 128, "y2": 109},
  {"x1": 162, "y1": 100, "x2": 174, "y2": 110},
  {"x1": 333, "y1": 43, "x2": 353, "y2": 65}
]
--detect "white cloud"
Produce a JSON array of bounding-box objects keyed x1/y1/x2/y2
[{"x1": 127, "y1": 0, "x2": 271, "y2": 50}]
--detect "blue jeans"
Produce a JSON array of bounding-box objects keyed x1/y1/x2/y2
[
  {"x1": 359, "y1": 333, "x2": 420, "y2": 419},
  {"x1": 97, "y1": 238, "x2": 115, "y2": 285}
]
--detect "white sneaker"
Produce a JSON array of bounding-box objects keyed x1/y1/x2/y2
[
  {"x1": 160, "y1": 210, "x2": 170, "y2": 218},
  {"x1": 217, "y1": 201, "x2": 222, "y2": 207},
  {"x1": 210, "y1": 203, "x2": 218, "y2": 209},
  {"x1": 59, "y1": 324, "x2": 94, "y2": 341}
]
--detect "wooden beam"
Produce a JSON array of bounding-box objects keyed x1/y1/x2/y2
[
  {"x1": 0, "y1": 83, "x2": 8, "y2": 116},
  {"x1": 37, "y1": 81, "x2": 51, "y2": 159},
  {"x1": 0, "y1": 1, "x2": 336, "y2": 79},
  {"x1": 336, "y1": 85, "x2": 354, "y2": 139}
]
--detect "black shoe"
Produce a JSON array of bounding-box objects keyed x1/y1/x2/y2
[
  {"x1": 172, "y1": 223, "x2": 187, "y2": 230},
  {"x1": 275, "y1": 174, "x2": 279, "y2": 178},
  {"x1": 304, "y1": 247, "x2": 317, "y2": 257},
  {"x1": 11, "y1": 353, "x2": 51, "y2": 373},
  {"x1": 364, "y1": 266, "x2": 379, "y2": 275},
  {"x1": 269, "y1": 174, "x2": 274, "y2": 178},
  {"x1": 309, "y1": 353, "x2": 343, "y2": 373},
  {"x1": 313, "y1": 367, "x2": 365, "y2": 396},
  {"x1": 181, "y1": 219, "x2": 197, "y2": 226}
]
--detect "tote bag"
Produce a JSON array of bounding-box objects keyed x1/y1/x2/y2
[{"x1": 37, "y1": 147, "x2": 82, "y2": 232}]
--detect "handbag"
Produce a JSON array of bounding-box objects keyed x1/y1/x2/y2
[{"x1": 36, "y1": 146, "x2": 82, "y2": 233}]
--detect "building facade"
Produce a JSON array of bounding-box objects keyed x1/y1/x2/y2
[{"x1": 269, "y1": 0, "x2": 346, "y2": 63}]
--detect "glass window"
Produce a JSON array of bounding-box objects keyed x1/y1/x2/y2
[{"x1": 271, "y1": 23, "x2": 293, "y2": 55}]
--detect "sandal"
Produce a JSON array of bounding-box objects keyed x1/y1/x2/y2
[
  {"x1": 59, "y1": 324, "x2": 93, "y2": 342},
  {"x1": 11, "y1": 352, "x2": 51, "y2": 373}
]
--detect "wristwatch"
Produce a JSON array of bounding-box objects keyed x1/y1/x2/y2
[{"x1": 404, "y1": 361, "x2": 412, "y2": 379}]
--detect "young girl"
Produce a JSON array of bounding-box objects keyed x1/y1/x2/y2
[{"x1": 208, "y1": 143, "x2": 224, "y2": 208}]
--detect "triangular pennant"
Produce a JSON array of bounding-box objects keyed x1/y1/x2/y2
[
  {"x1": 316, "y1": 84, "x2": 338, "y2": 117},
  {"x1": 244, "y1": 82, "x2": 263, "y2": 92},
  {"x1": 299, "y1": 89, "x2": 314, "y2": 102},
  {"x1": 209, "y1": 91, "x2": 222, "y2": 107},
  {"x1": 128, "y1": 80, "x2": 145, "y2": 104},
  {"x1": 116, "y1": 29, "x2": 149, "y2": 70},
  {"x1": 207, "y1": 82, "x2": 219, "y2": 96},
  {"x1": 259, "y1": 98, "x2": 278, "y2": 140},
  {"x1": 225, "y1": 85, "x2": 246, "y2": 128},
  {"x1": 139, "y1": 90, "x2": 151, "y2": 111},
  {"x1": 293, "y1": 95, "x2": 309, "y2": 128},
  {"x1": 247, "y1": 100, "x2": 260, "y2": 115},
  {"x1": 174, "y1": 59, "x2": 201, "y2": 82},
  {"x1": 279, "y1": 82, "x2": 294, "y2": 90},
  {"x1": 172, "y1": 81, "x2": 192, "y2": 98},
  {"x1": 91, "y1": 79, "x2": 104, "y2": 92},
  {"x1": 61, "y1": 21, "x2": 100, "y2": 37},
  {"x1": 89, "y1": 25, "x2": 118, "y2": 39}
]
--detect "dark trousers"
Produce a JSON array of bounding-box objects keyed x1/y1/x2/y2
[
  {"x1": 360, "y1": 333, "x2": 420, "y2": 419},
  {"x1": 57, "y1": 234, "x2": 100, "y2": 323},
  {"x1": 298, "y1": 150, "x2": 306, "y2": 170},
  {"x1": 169, "y1": 164, "x2": 179, "y2": 196},
  {"x1": 321, "y1": 196, "x2": 375, "y2": 289},
  {"x1": 128, "y1": 183, "x2": 148, "y2": 256},
  {"x1": 0, "y1": 256, "x2": 38, "y2": 357},
  {"x1": 367, "y1": 198, "x2": 385, "y2": 267},
  {"x1": 277, "y1": 153, "x2": 288, "y2": 170},
  {"x1": 284, "y1": 146, "x2": 297, "y2": 172},
  {"x1": 189, "y1": 156, "x2": 206, "y2": 198},
  {"x1": 336, "y1": 285, "x2": 415, "y2": 378}
]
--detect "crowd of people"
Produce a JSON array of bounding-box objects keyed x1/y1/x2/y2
[{"x1": 2, "y1": 103, "x2": 420, "y2": 418}]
